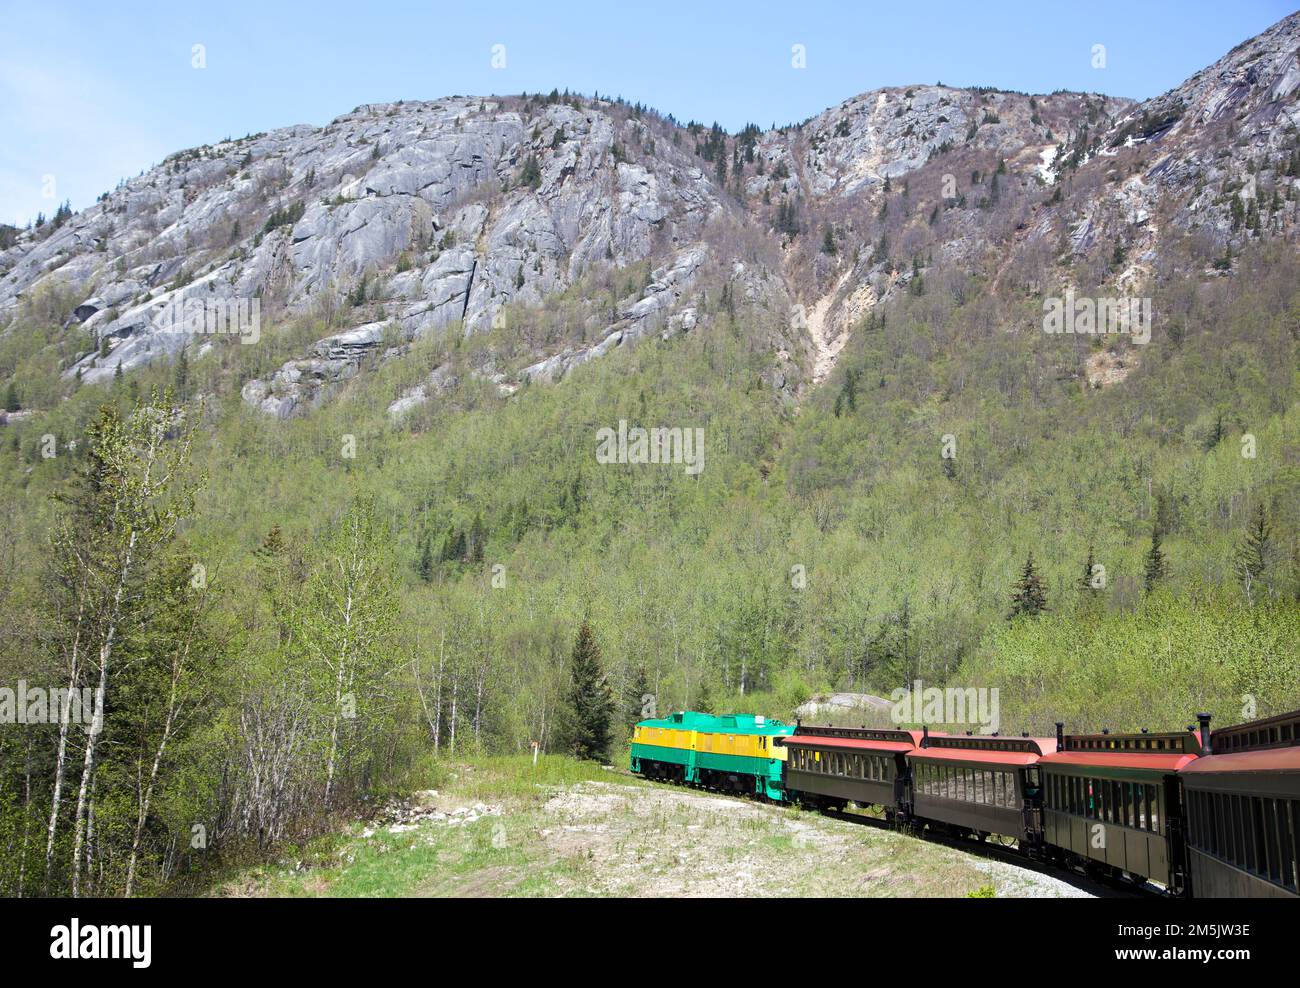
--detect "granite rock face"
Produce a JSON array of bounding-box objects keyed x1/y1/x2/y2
[{"x1": 2, "y1": 13, "x2": 1298, "y2": 411}]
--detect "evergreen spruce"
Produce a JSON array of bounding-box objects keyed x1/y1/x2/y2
[
  {"x1": 625, "y1": 665, "x2": 652, "y2": 731},
  {"x1": 468, "y1": 512, "x2": 486, "y2": 564},
  {"x1": 1143, "y1": 524, "x2": 1167, "y2": 594},
  {"x1": 1009, "y1": 551, "x2": 1048, "y2": 618},
  {"x1": 561, "y1": 620, "x2": 614, "y2": 760},
  {"x1": 1080, "y1": 545, "x2": 1100, "y2": 592},
  {"x1": 417, "y1": 534, "x2": 435, "y2": 582},
  {"x1": 1237, "y1": 504, "x2": 1272, "y2": 604}
]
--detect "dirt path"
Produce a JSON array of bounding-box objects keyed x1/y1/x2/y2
[{"x1": 532, "y1": 780, "x2": 1094, "y2": 898}]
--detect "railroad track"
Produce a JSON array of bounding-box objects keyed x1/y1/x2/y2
[{"x1": 820, "y1": 805, "x2": 1159, "y2": 899}]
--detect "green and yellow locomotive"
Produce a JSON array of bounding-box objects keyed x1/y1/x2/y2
[{"x1": 630, "y1": 710, "x2": 796, "y2": 800}]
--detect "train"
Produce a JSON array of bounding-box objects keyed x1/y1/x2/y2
[{"x1": 629, "y1": 706, "x2": 1300, "y2": 898}]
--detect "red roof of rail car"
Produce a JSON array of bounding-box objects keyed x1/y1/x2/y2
[
  {"x1": 784, "y1": 736, "x2": 917, "y2": 753},
  {"x1": 909, "y1": 738, "x2": 1057, "y2": 766},
  {"x1": 1180, "y1": 746, "x2": 1300, "y2": 774},
  {"x1": 1039, "y1": 750, "x2": 1198, "y2": 772},
  {"x1": 784, "y1": 730, "x2": 924, "y2": 752}
]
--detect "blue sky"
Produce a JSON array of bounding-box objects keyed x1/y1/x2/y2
[{"x1": 1, "y1": 0, "x2": 1294, "y2": 227}]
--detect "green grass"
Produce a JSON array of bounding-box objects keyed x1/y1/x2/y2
[{"x1": 221, "y1": 755, "x2": 1064, "y2": 898}]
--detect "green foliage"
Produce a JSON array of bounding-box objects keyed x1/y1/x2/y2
[
  {"x1": 0, "y1": 219, "x2": 1297, "y2": 896},
  {"x1": 558, "y1": 621, "x2": 615, "y2": 761},
  {"x1": 1009, "y1": 552, "x2": 1049, "y2": 619},
  {"x1": 262, "y1": 200, "x2": 306, "y2": 235},
  {"x1": 960, "y1": 591, "x2": 1300, "y2": 732}
]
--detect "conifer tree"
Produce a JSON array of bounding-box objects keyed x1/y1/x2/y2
[
  {"x1": 1237, "y1": 504, "x2": 1272, "y2": 604},
  {"x1": 1143, "y1": 524, "x2": 1167, "y2": 594},
  {"x1": 1009, "y1": 551, "x2": 1048, "y2": 619},
  {"x1": 417, "y1": 534, "x2": 434, "y2": 582},
  {"x1": 625, "y1": 665, "x2": 652, "y2": 731},
  {"x1": 1079, "y1": 545, "x2": 1100, "y2": 592},
  {"x1": 468, "y1": 513, "x2": 486, "y2": 564},
  {"x1": 560, "y1": 620, "x2": 614, "y2": 760}
]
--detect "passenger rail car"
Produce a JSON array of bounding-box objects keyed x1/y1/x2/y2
[
  {"x1": 909, "y1": 730, "x2": 1056, "y2": 850},
  {"x1": 1182, "y1": 709, "x2": 1300, "y2": 898},
  {"x1": 780, "y1": 725, "x2": 920, "y2": 820},
  {"x1": 1038, "y1": 718, "x2": 1207, "y2": 893},
  {"x1": 630, "y1": 706, "x2": 1300, "y2": 898}
]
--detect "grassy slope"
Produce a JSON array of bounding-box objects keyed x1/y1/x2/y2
[{"x1": 223, "y1": 755, "x2": 1059, "y2": 898}]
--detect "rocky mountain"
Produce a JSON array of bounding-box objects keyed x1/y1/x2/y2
[{"x1": 2, "y1": 11, "x2": 1298, "y2": 417}]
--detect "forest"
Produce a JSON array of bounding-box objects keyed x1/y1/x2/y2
[{"x1": 0, "y1": 230, "x2": 1297, "y2": 896}]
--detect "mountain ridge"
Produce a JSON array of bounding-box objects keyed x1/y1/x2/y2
[{"x1": 1, "y1": 10, "x2": 1297, "y2": 416}]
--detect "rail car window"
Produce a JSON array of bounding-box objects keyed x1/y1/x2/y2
[{"x1": 1189, "y1": 791, "x2": 1299, "y2": 893}]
